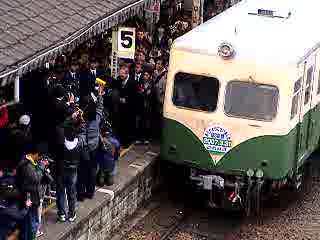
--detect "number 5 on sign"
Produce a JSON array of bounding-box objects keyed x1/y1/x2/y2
[{"x1": 118, "y1": 27, "x2": 135, "y2": 59}]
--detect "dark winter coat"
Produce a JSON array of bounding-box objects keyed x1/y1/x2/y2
[
  {"x1": 112, "y1": 76, "x2": 137, "y2": 112},
  {"x1": 63, "y1": 125, "x2": 87, "y2": 169},
  {"x1": 7, "y1": 126, "x2": 33, "y2": 166},
  {"x1": 85, "y1": 95, "x2": 104, "y2": 152},
  {"x1": 63, "y1": 71, "x2": 80, "y2": 96},
  {"x1": 136, "y1": 80, "x2": 154, "y2": 116},
  {"x1": 0, "y1": 199, "x2": 27, "y2": 239},
  {"x1": 78, "y1": 95, "x2": 104, "y2": 164},
  {"x1": 15, "y1": 157, "x2": 44, "y2": 207},
  {"x1": 79, "y1": 70, "x2": 95, "y2": 97},
  {"x1": 49, "y1": 124, "x2": 65, "y2": 176}
]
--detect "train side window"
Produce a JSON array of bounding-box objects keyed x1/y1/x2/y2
[
  {"x1": 224, "y1": 81, "x2": 279, "y2": 121},
  {"x1": 291, "y1": 78, "x2": 302, "y2": 119},
  {"x1": 304, "y1": 66, "x2": 314, "y2": 105},
  {"x1": 172, "y1": 72, "x2": 220, "y2": 112}
]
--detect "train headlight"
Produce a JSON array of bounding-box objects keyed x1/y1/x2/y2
[
  {"x1": 246, "y1": 169, "x2": 254, "y2": 177},
  {"x1": 218, "y1": 42, "x2": 235, "y2": 59},
  {"x1": 255, "y1": 169, "x2": 264, "y2": 178}
]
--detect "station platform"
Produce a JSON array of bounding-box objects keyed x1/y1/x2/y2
[{"x1": 34, "y1": 144, "x2": 160, "y2": 240}]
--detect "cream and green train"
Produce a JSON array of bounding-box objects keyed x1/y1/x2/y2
[{"x1": 160, "y1": 0, "x2": 320, "y2": 214}]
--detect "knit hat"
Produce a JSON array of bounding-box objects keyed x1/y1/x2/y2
[{"x1": 19, "y1": 115, "x2": 31, "y2": 126}]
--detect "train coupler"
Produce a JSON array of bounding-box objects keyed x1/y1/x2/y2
[{"x1": 190, "y1": 173, "x2": 225, "y2": 190}]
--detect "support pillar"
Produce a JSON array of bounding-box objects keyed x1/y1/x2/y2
[{"x1": 192, "y1": 0, "x2": 203, "y2": 28}]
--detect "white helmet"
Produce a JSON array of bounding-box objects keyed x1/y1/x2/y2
[{"x1": 19, "y1": 115, "x2": 31, "y2": 126}]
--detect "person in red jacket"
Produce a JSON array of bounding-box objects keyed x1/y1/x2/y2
[
  {"x1": 0, "y1": 105, "x2": 8, "y2": 129},
  {"x1": 0, "y1": 105, "x2": 8, "y2": 149}
]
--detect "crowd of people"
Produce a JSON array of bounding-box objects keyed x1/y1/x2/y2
[{"x1": 0, "y1": 18, "x2": 178, "y2": 239}]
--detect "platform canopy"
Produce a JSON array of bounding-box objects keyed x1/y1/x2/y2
[{"x1": 0, "y1": 0, "x2": 156, "y2": 81}]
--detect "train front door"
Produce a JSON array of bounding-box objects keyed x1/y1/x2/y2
[{"x1": 298, "y1": 57, "x2": 316, "y2": 162}]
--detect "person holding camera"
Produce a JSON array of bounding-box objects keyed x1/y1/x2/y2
[
  {"x1": 77, "y1": 86, "x2": 105, "y2": 200},
  {"x1": 15, "y1": 143, "x2": 53, "y2": 240}
]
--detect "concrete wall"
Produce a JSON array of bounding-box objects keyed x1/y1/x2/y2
[{"x1": 55, "y1": 155, "x2": 161, "y2": 240}]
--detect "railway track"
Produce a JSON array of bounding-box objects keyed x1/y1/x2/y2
[
  {"x1": 117, "y1": 175, "x2": 244, "y2": 240},
  {"x1": 120, "y1": 192, "x2": 243, "y2": 240},
  {"x1": 116, "y1": 158, "x2": 319, "y2": 240}
]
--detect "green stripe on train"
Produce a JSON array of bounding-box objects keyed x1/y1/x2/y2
[{"x1": 161, "y1": 118, "x2": 301, "y2": 179}]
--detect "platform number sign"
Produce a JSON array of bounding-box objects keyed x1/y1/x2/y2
[{"x1": 117, "y1": 27, "x2": 135, "y2": 59}]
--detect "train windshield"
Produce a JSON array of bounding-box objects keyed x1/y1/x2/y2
[
  {"x1": 224, "y1": 81, "x2": 279, "y2": 121},
  {"x1": 172, "y1": 72, "x2": 220, "y2": 112}
]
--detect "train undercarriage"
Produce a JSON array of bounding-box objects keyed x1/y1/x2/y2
[
  {"x1": 192, "y1": 167, "x2": 310, "y2": 216},
  {"x1": 164, "y1": 163, "x2": 310, "y2": 217}
]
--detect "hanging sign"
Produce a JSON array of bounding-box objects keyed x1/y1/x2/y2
[{"x1": 117, "y1": 27, "x2": 136, "y2": 59}]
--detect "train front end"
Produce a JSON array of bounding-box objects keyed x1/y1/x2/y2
[{"x1": 161, "y1": 44, "x2": 296, "y2": 214}]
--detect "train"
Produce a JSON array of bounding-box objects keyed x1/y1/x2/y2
[{"x1": 160, "y1": 0, "x2": 320, "y2": 215}]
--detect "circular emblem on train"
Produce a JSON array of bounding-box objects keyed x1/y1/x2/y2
[
  {"x1": 217, "y1": 42, "x2": 235, "y2": 59},
  {"x1": 203, "y1": 125, "x2": 232, "y2": 155}
]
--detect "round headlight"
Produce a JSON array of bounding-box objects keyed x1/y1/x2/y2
[
  {"x1": 246, "y1": 169, "x2": 254, "y2": 177},
  {"x1": 256, "y1": 169, "x2": 264, "y2": 178},
  {"x1": 218, "y1": 42, "x2": 235, "y2": 59}
]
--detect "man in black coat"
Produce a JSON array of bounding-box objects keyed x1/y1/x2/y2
[
  {"x1": 79, "y1": 63, "x2": 96, "y2": 98},
  {"x1": 63, "y1": 60, "x2": 80, "y2": 97},
  {"x1": 16, "y1": 143, "x2": 50, "y2": 240},
  {"x1": 112, "y1": 64, "x2": 137, "y2": 147}
]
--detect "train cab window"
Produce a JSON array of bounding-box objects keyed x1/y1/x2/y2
[
  {"x1": 224, "y1": 81, "x2": 279, "y2": 121},
  {"x1": 291, "y1": 78, "x2": 302, "y2": 119},
  {"x1": 304, "y1": 66, "x2": 314, "y2": 105},
  {"x1": 172, "y1": 72, "x2": 219, "y2": 112}
]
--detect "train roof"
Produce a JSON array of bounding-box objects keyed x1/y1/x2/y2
[{"x1": 173, "y1": 0, "x2": 320, "y2": 66}]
